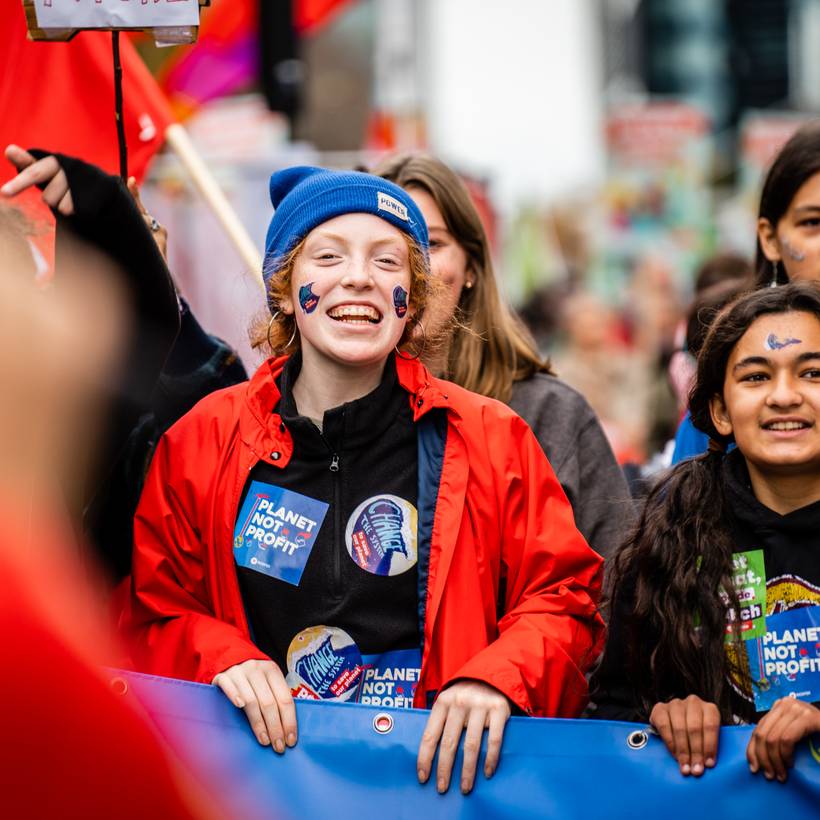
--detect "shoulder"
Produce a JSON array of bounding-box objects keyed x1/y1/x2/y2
[
  {"x1": 509, "y1": 373, "x2": 597, "y2": 429},
  {"x1": 438, "y1": 375, "x2": 530, "y2": 432}
]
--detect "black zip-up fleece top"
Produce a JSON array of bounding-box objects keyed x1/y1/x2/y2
[
  {"x1": 592, "y1": 449, "x2": 820, "y2": 722},
  {"x1": 235, "y1": 354, "x2": 420, "y2": 684}
]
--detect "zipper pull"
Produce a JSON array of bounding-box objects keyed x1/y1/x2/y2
[{"x1": 329, "y1": 454, "x2": 340, "y2": 472}]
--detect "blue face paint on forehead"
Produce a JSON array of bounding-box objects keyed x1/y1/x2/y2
[
  {"x1": 765, "y1": 333, "x2": 802, "y2": 351},
  {"x1": 299, "y1": 282, "x2": 320, "y2": 314},
  {"x1": 392, "y1": 286, "x2": 408, "y2": 319}
]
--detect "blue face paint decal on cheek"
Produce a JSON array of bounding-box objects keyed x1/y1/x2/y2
[
  {"x1": 765, "y1": 333, "x2": 802, "y2": 350},
  {"x1": 299, "y1": 282, "x2": 320, "y2": 314},
  {"x1": 392, "y1": 286, "x2": 408, "y2": 319}
]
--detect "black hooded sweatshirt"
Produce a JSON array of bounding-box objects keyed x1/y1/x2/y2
[{"x1": 591, "y1": 449, "x2": 820, "y2": 723}]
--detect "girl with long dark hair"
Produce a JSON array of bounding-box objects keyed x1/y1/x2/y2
[{"x1": 592, "y1": 282, "x2": 820, "y2": 783}]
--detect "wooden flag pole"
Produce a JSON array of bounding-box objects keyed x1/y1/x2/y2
[{"x1": 164, "y1": 123, "x2": 264, "y2": 287}]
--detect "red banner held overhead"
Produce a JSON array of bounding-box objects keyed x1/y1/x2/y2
[{"x1": 0, "y1": 0, "x2": 175, "y2": 186}]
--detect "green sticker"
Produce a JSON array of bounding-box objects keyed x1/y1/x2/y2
[{"x1": 724, "y1": 549, "x2": 766, "y2": 642}]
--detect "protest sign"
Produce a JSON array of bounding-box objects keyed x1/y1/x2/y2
[{"x1": 117, "y1": 669, "x2": 820, "y2": 820}]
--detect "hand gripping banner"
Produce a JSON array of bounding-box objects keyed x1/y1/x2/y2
[{"x1": 114, "y1": 671, "x2": 820, "y2": 820}]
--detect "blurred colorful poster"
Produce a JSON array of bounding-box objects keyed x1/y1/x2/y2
[{"x1": 590, "y1": 100, "x2": 715, "y2": 299}]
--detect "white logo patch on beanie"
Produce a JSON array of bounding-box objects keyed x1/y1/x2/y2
[{"x1": 377, "y1": 191, "x2": 409, "y2": 222}]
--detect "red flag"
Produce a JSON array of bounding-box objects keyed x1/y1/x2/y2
[
  {"x1": 0, "y1": 0, "x2": 175, "y2": 186},
  {"x1": 295, "y1": 0, "x2": 354, "y2": 34},
  {"x1": 158, "y1": 0, "x2": 356, "y2": 119}
]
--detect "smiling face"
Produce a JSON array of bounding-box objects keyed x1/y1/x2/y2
[
  {"x1": 281, "y1": 212, "x2": 412, "y2": 370},
  {"x1": 710, "y1": 311, "x2": 820, "y2": 479},
  {"x1": 758, "y1": 171, "x2": 820, "y2": 281},
  {"x1": 406, "y1": 186, "x2": 471, "y2": 337}
]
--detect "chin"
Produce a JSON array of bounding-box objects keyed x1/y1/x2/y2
[{"x1": 323, "y1": 342, "x2": 396, "y2": 368}]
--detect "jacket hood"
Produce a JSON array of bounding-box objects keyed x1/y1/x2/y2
[{"x1": 722, "y1": 448, "x2": 820, "y2": 537}]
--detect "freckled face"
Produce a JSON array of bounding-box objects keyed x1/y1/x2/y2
[
  {"x1": 759, "y1": 171, "x2": 820, "y2": 281},
  {"x1": 406, "y1": 186, "x2": 471, "y2": 337},
  {"x1": 711, "y1": 311, "x2": 820, "y2": 477},
  {"x1": 282, "y1": 213, "x2": 412, "y2": 369}
]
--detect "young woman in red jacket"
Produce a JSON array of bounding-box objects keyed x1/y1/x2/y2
[{"x1": 123, "y1": 167, "x2": 604, "y2": 795}]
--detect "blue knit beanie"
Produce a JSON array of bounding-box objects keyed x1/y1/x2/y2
[{"x1": 263, "y1": 166, "x2": 428, "y2": 309}]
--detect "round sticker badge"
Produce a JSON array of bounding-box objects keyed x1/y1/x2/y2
[
  {"x1": 345, "y1": 494, "x2": 418, "y2": 576},
  {"x1": 285, "y1": 626, "x2": 363, "y2": 702}
]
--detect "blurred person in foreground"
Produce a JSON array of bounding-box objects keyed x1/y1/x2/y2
[
  {"x1": 1, "y1": 145, "x2": 247, "y2": 587},
  {"x1": 374, "y1": 153, "x2": 633, "y2": 560},
  {"x1": 0, "y1": 199, "x2": 219, "y2": 818}
]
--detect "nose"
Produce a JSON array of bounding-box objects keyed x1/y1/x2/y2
[
  {"x1": 765, "y1": 372, "x2": 803, "y2": 408},
  {"x1": 340, "y1": 255, "x2": 374, "y2": 289}
]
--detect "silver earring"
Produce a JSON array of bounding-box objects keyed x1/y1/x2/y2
[
  {"x1": 769, "y1": 260, "x2": 780, "y2": 288},
  {"x1": 395, "y1": 320, "x2": 426, "y2": 361},
  {"x1": 267, "y1": 311, "x2": 298, "y2": 350}
]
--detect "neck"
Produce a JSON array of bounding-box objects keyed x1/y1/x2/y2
[
  {"x1": 291, "y1": 348, "x2": 388, "y2": 420},
  {"x1": 746, "y1": 459, "x2": 820, "y2": 515}
]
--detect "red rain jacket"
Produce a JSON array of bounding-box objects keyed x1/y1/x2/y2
[{"x1": 124, "y1": 356, "x2": 604, "y2": 717}]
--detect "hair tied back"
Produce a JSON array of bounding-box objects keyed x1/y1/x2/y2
[{"x1": 707, "y1": 437, "x2": 727, "y2": 454}]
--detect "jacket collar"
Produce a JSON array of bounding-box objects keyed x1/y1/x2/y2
[{"x1": 239, "y1": 354, "x2": 459, "y2": 464}]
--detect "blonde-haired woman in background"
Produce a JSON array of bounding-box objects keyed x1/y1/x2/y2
[{"x1": 375, "y1": 153, "x2": 634, "y2": 558}]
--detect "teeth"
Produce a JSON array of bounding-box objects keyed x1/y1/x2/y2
[
  {"x1": 766, "y1": 421, "x2": 809, "y2": 431},
  {"x1": 328, "y1": 305, "x2": 380, "y2": 322}
]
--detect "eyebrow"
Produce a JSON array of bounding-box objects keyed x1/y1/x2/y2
[
  {"x1": 733, "y1": 356, "x2": 769, "y2": 371},
  {"x1": 733, "y1": 351, "x2": 820, "y2": 371},
  {"x1": 792, "y1": 205, "x2": 820, "y2": 215}
]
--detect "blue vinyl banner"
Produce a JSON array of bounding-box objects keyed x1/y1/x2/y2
[{"x1": 116, "y1": 671, "x2": 820, "y2": 820}]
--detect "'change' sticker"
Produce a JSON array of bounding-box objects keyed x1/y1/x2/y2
[
  {"x1": 345, "y1": 494, "x2": 417, "y2": 577},
  {"x1": 285, "y1": 626, "x2": 363, "y2": 702}
]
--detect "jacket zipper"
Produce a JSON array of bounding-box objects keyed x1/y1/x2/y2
[{"x1": 317, "y1": 429, "x2": 342, "y2": 598}]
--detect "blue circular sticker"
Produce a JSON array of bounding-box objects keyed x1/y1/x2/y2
[
  {"x1": 345, "y1": 494, "x2": 418, "y2": 576},
  {"x1": 285, "y1": 626, "x2": 363, "y2": 702}
]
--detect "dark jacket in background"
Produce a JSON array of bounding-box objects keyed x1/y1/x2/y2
[
  {"x1": 509, "y1": 373, "x2": 635, "y2": 560},
  {"x1": 33, "y1": 151, "x2": 247, "y2": 582}
]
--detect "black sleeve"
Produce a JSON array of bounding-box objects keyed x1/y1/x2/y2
[
  {"x1": 588, "y1": 569, "x2": 649, "y2": 723},
  {"x1": 28, "y1": 149, "x2": 181, "y2": 472}
]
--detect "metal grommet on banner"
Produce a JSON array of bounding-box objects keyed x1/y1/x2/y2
[
  {"x1": 372, "y1": 713, "x2": 394, "y2": 735},
  {"x1": 626, "y1": 729, "x2": 648, "y2": 750},
  {"x1": 110, "y1": 676, "x2": 129, "y2": 696}
]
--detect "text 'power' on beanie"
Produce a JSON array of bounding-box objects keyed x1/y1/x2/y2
[{"x1": 262, "y1": 166, "x2": 429, "y2": 307}]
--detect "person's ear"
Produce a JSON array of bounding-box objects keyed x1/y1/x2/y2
[
  {"x1": 709, "y1": 393, "x2": 733, "y2": 438},
  {"x1": 757, "y1": 217, "x2": 781, "y2": 263},
  {"x1": 278, "y1": 294, "x2": 295, "y2": 315}
]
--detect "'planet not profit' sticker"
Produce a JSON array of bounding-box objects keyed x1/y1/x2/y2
[
  {"x1": 285, "y1": 626, "x2": 363, "y2": 702},
  {"x1": 233, "y1": 481, "x2": 329, "y2": 586},
  {"x1": 345, "y1": 494, "x2": 417, "y2": 576}
]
